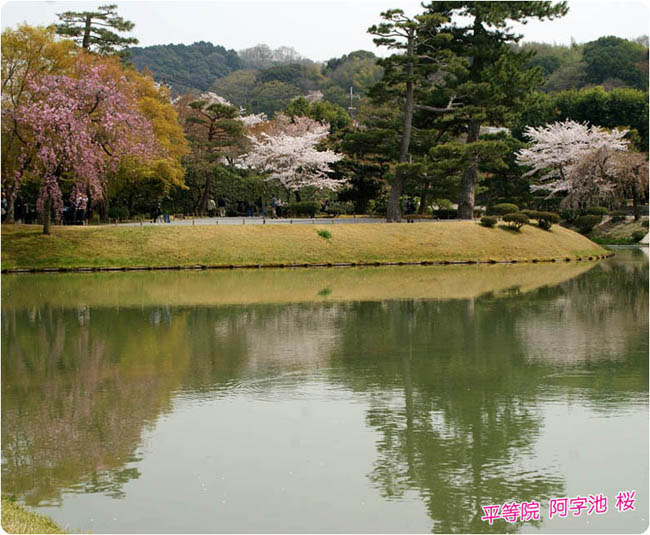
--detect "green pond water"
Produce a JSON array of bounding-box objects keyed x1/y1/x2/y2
[{"x1": 1, "y1": 249, "x2": 648, "y2": 533}]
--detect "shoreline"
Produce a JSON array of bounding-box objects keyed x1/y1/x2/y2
[{"x1": 1, "y1": 253, "x2": 614, "y2": 274}]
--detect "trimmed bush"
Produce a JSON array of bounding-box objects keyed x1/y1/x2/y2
[
  {"x1": 632, "y1": 230, "x2": 646, "y2": 242},
  {"x1": 502, "y1": 212, "x2": 529, "y2": 230},
  {"x1": 535, "y1": 211, "x2": 561, "y2": 231},
  {"x1": 575, "y1": 214, "x2": 602, "y2": 234},
  {"x1": 586, "y1": 206, "x2": 609, "y2": 216},
  {"x1": 480, "y1": 216, "x2": 497, "y2": 228},
  {"x1": 325, "y1": 201, "x2": 354, "y2": 216},
  {"x1": 108, "y1": 206, "x2": 129, "y2": 220},
  {"x1": 521, "y1": 209, "x2": 540, "y2": 219},
  {"x1": 286, "y1": 201, "x2": 320, "y2": 217},
  {"x1": 433, "y1": 209, "x2": 458, "y2": 219},
  {"x1": 560, "y1": 208, "x2": 579, "y2": 223},
  {"x1": 489, "y1": 203, "x2": 519, "y2": 216},
  {"x1": 610, "y1": 211, "x2": 628, "y2": 223}
]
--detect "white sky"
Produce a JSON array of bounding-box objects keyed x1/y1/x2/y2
[{"x1": 1, "y1": 0, "x2": 648, "y2": 61}]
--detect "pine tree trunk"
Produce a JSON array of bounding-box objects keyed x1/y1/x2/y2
[
  {"x1": 632, "y1": 189, "x2": 640, "y2": 221},
  {"x1": 418, "y1": 183, "x2": 429, "y2": 215},
  {"x1": 42, "y1": 197, "x2": 52, "y2": 235},
  {"x1": 82, "y1": 15, "x2": 92, "y2": 49},
  {"x1": 198, "y1": 175, "x2": 211, "y2": 215},
  {"x1": 458, "y1": 119, "x2": 481, "y2": 220},
  {"x1": 387, "y1": 34, "x2": 415, "y2": 223}
]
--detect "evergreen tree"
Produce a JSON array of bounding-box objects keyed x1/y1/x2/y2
[
  {"x1": 368, "y1": 9, "x2": 462, "y2": 221},
  {"x1": 423, "y1": 1, "x2": 569, "y2": 219},
  {"x1": 56, "y1": 4, "x2": 138, "y2": 55}
]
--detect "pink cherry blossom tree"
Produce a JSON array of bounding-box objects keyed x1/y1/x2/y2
[
  {"x1": 516, "y1": 120, "x2": 629, "y2": 199},
  {"x1": 237, "y1": 114, "x2": 345, "y2": 195},
  {"x1": 4, "y1": 63, "x2": 160, "y2": 233}
]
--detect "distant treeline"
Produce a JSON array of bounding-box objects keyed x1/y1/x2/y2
[
  {"x1": 128, "y1": 36, "x2": 648, "y2": 118},
  {"x1": 128, "y1": 43, "x2": 383, "y2": 115}
]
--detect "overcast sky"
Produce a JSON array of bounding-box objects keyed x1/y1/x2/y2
[{"x1": 2, "y1": 0, "x2": 648, "y2": 61}]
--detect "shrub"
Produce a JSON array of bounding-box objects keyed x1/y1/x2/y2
[
  {"x1": 611, "y1": 211, "x2": 628, "y2": 223},
  {"x1": 502, "y1": 212, "x2": 529, "y2": 230},
  {"x1": 433, "y1": 209, "x2": 458, "y2": 219},
  {"x1": 642, "y1": 220, "x2": 649, "y2": 228},
  {"x1": 575, "y1": 214, "x2": 602, "y2": 234},
  {"x1": 480, "y1": 216, "x2": 497, "y2": 228},
  {"x1": 368, "y1": 198, "x2": 387, "y2": 216},
  {"x1": 433, "y1": 198, "x2": 453, "y2": 210},
  {"x1": 632, "y1": 230, "x2": 646, "y2": 242},
  {"x1": 325, "y1": 200, "x2": 354, "y2": 216},
  {"x1": 317, "y1": 229, "x2": 331, "y2": 240},
  {"x1": 560, "y1": 208, "x2": 579, "y2": 223},
  {"x1": 287, "y1": 201, "x2": 320, "y2": 217},
  {"x1": 489, "y1": 203, "x2": 519, "y2": 216},
  {"x1": 473, "y1": 208, "x2": 484, "y2": 218},
  {"x1": 521, "y1": 209, "x2": 540, "y2": 219},
  {"x1": 586, "y1": 206, "x2": 609, "y2": 216},
  {"x1": 536, "y1": 211, "x2": 561, "y2": 230},
  {"x1": 108, "y1": 206, "x2": 129, "y2": 220}
]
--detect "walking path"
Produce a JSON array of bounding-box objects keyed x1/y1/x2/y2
[{"x1": 118, "y1": 216, "x2": 458, "y2": 226}]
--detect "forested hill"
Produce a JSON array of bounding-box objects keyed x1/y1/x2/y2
[
  {"x1": 128, "y1": 41, "x2": 242, "y2": 93},
  {"x1": 127, "y1": 42, "x2": 383, "y2": 116},
  {"x1": 127, "y1": 37, "x2": 648, "y2": 116}
]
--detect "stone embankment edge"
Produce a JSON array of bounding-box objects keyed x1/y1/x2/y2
[{"x1": 1, "y1": 253, "x2": 615, "y2": 274}]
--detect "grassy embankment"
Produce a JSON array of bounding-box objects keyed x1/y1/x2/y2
[
  {"x1": 588, "y1": 217, "x2": 648, "y2": 244},
  {"x1": 1, "y1": 221, "x2": 607, "y2": 271},
  {"x1": 1, "y1": 499, "x2": 66, "y2": 534}
]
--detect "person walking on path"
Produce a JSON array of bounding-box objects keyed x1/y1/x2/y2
[
  {"x1": 207, "y1": 198, "x2": 216, "y2": 218},
  {"x1": 217, "y1": 197, "x2": 226, "y2": 217},
  {"x1": 271, "y1": 196, "x2": 280, "y2": 218}
]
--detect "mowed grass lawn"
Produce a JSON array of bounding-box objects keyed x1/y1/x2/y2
[{"x1": 1, "y1": 221, "x2": 606, "y2": 270}]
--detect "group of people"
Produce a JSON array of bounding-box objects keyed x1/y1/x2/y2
[{"x1": 205, "y1": 197, "x2": 278, "y2": 218}]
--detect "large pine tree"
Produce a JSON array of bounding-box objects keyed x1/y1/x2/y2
[
  {"x1": 423, "y1": 1, "x2": 569, "y2": 219},
  {"x1": 56, "y1": 4, "x2": 138, "y2": 55}
]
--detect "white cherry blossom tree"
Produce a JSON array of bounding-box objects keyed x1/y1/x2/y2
[
  {"x1": 238, "y1": 114, "x2": 344, "y2": 193},
  {"x1": 516, "y1": 120, "x2": 629, "y2": 195}
]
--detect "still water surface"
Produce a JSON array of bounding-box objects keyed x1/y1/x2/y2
[{"x1": 2, "y1": 250, "x2": 648, "y2": 533}]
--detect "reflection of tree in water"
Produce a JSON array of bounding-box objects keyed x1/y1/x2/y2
[
  {"x1": 1, "y1": 307, "x2": 191, "y2": 505},
  {"x1": 326, "y1": 252, "x2": 647, "y2": 533},
  {"x1": 179, "y1": 303, "x2": 344, "y2": 393},
  {"x1": 328, "y1": 299, "x2": 565, "y2": 533},
  {"x1": 515, "y1": 250, "x2": 649, "y2": 372}
]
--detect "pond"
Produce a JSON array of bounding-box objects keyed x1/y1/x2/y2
[{"x1": 2, "y1": 249, "x2": 648, "y2": 533}]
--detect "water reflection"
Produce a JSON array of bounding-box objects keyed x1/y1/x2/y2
[{"x1": 1, "y1": 252, "x2": 647, "y2": 533}]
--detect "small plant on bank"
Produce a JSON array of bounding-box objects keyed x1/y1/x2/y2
[
  {"x1": 480, "y1": 216, "x2": 497, "y2": 228},
  {"x1": 317, "y1": 229, "x2": 332, "y2": 240},
  {"x1": 502, "y1": 212, "x2": 529, "y2": 230},
  {"x1": 632, "y1": 230, "x2": 646, "y2": 242},
  {"x1": 489, "y1": 203, "x2": 519, "y2": 216},
  {"x1": 575, "y1": 214, "x2": 602, "y2": 234}
]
